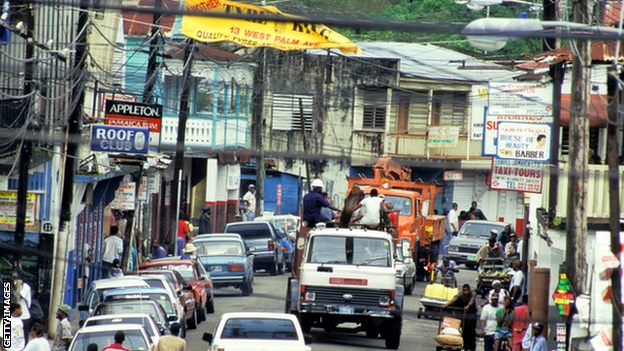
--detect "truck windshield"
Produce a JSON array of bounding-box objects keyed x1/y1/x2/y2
[
  {"x1": 381, "y1": 195, "x2": 412, "y2": 216},
  {"x1": 307, "y1": 235, "x2": 391, "y2": 267},
  {"x1": 459, "y1": 222, "x2": 504, "y2": 238}
]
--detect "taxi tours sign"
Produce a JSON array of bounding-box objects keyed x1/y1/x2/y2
[
  {"x1": 181, "y1": 0, "x2": 361, "y2": 54},
  {"x1": 552, "y1": 272, "x2": 575, "y2": 316}
]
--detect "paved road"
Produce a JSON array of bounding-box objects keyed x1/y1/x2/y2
[{"x1": 184, "y1": 266, "x2": 481, "y2": 351}]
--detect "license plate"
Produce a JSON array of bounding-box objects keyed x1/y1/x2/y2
[
  {"x1": 468, "y1": 255, "x2": 476, "y2": 261},
  {"x1": 339, "y1": 306, "x2": 354, "y2": 314},
  {"x1": 213, "y1": 266, "x2": 222, "y2": 272}
]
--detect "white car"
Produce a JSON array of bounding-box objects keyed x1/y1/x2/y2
[
  {"x1": 69, "y1": 324, "x2": 154, "y2": 351},
  {"x1": 83, "y1": 313, "x2": 161, "y2": 344},
  {"x1": 395, "y1": 240, "x2": 416, "y2": 296},
  {"x1": 202, "y1": 312, "x2": 312, "y2": 351}
]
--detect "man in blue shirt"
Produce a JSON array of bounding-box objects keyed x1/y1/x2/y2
[
  {"x1": 303, "y1": 179, "x2": 341, "y2": 228},
  {"x1": 151, "y1": 239, "x2": 166, "y2": 259},
  {"x1": 529, "y1": 323, "x2": 547, "y2": 351}
]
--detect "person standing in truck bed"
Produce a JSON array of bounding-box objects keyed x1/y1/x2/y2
[{"x1": 303, "y1": 179, "x2": 341, "y2": 228}]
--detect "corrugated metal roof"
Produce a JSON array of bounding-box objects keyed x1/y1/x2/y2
[
  {"x1": 122, "y1": 0, "x2": 180, "y2": 36},
  {"x1": 313, "y1": 42, "x2": 518, "y2": 83}
]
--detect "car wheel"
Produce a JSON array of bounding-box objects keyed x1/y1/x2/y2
[
  {"x1": 206, "y1": 298, "x2": 215, "y2": 314},
  {"x1": 242, "y1": 279, "x2": 252, "y2": 296},
  {"x1": 180, "y1": 315, "x2": 187, "y2": 337},
  {"x1": 187, "y1": 309, "x2": 197, "y2": 330},
  {"x1": 278, "y1": 257, "x2": 285, "y2": 275},
  {"x1": 405, "y1": 278, "x2": 413, "y2": 296},
  {"x1": 197, "y1": 301, "x2": 206, "y2": 321},
  {"x1": 250, "y1": 276, "x2": 254, "y2": 293},
  {"x1": 269, "y1": 260, "x2": 278, "y2": 276},
  {"x1": 384, "y1": 317, "x2": 402, "y2": 350}
]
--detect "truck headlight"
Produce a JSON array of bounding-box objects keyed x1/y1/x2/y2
[
  {"x1": 305, "y1": 292, "x2": 316, "y2": 301},
  {"x1": 449, "y1": 246, "x2": 458, "y2": 252},
  {"x1": 379, "y1": 296, "x2": 391, "y2": 306}
]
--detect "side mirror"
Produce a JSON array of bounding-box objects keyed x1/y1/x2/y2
[
  {"x1": 198, "y1": 275, "x2": 206, "y2": 281},
  {"x1": 168, "y1": 315, "x2": 178, "y2": 322},
  {"x1": 304, "y1": 334, "x2": 313, "y2": 344},
  {"x1": 202, "y1": 332, "x2": 213, "y2": 344},
  {"x1": 421, "y1": 200, "x2": 431, "y2": 217},
  {"x1": 401, "y1": 240, "x2": 411, "y2": 259},
  {"x1": 78, "y1": 305, "x2": 89, "y2": 311}
]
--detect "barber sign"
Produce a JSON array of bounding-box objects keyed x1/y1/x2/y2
[
  {"x1": 496, "y1": 122, "x2": 551, "y2": 162},
  {"x1": 91, "y1": 125, "x2": 150, "y2": 154}
]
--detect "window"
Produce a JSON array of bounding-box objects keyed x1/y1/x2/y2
[
  {"x1": 355, "y1": 87, "x2": 387, "y2": 131},
  {"x1": 272, "y1": 93, "x2": 313, "y2": 131},
  {"x1": 164, "y1": 75, "x2": 183, "y2": 114},
  {"x1": 431, "y1": 91, "x2": 467, "y2": 130}
]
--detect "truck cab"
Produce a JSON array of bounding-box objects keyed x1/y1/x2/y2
[{"x1": 286, "y1": 228, "x2": 404, "y2": 349}]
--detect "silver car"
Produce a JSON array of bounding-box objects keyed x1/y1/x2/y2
[
  {"x1": 447, "y1": 220, "x2": 512, "y2": 269},
  {"x1": 395, "y1": 239, "x2": 416, "y2": 295}
]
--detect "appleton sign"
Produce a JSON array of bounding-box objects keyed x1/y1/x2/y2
[{"x1": 104, "y1": 100, "x2": 162, "y2": 147}]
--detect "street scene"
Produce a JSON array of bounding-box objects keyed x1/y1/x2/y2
[{"x1": 1, "y1": 0, "x2": 623, "y2": 351}]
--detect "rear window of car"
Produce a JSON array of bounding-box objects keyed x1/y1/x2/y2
[
  {"x1": 195, "y1": 241, "x2": 244, "y2": 256},
  {"x1": 141, "y1": 264, "x2": 196, "y2": 282},
  {"x1": 225, "y1": 223, "x2": 273, "y2": 239},
  {"x1": 85, "y1": 317, "x2": 155, "y2": 337},
  {"x1": 94, "y1": 302, "x2": 162, "y2": 324},
  {"x1": 71, "y1": 330, "x2": 148, "y2": 351},
  {"x1": 459, "y1": 222, "x2": 505, "y2": 238},
  {"x1": 220, "y1": 318, "x2": 298, "y2": 340}
]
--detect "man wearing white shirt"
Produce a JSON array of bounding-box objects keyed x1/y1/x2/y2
[
  {"x1": 480, "y1": 294, "x2": 502, "y2": 351},
  {"x1": 16, "y1": 280, "x2": 31, "y2": 342},
  {"x1": 22, "y1": 323, "x2": 50, "y2": 351},
  {"x1": 510, "y1": 260, "x2": 525, "y2": 304},
  {"x1": 6, "y1": 303, "x2": 25, "y2": 351},
  {"x1": 102, "y1": 228, "x2": 123, "y2": 278}
]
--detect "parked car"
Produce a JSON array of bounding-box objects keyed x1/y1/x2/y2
[
  {"x1": 395, "y1": 239, "x2": 416, "y2": 295},
  {"x1": 78, "y1": 276, "x2": 149, "y2": 323},
  {"x1": 83, "y1": 313, "x2": 161, "y2": 344},
  {"x1": 139, "y1": 258, "x2": 214, "y2": 321},
  {"x1": 92, "y1": 299, "x2": 170, "y2": 336},
  {"x1": 69, "y1": 324, "x2": 153, "y2": 351},
  {"x1": 102, "y1": 288, "x2": 183, "y2": 332},
  {"x1": 447, "y1": 220, "x2": 513, "y2": 269},
  {"x1": 223, "y1": 221, "x2": 285, "y2": 275},
  {"x1": 130, "y1": 269, "x2": 197, "y2": 321},
  {"x1": 255, "y1": 214, "x2": 299, "y2": 241},
  {"x1": 276, "y1": 227, "x2": 295, "y2": 272},
  {"x1": 202, "y1": 312, "x2": 312, "y2": 351},
  {"x1": 192, "y1": 234, "x2": 254, "y2": 296}
]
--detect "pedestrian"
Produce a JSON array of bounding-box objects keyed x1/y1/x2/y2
[
  {"x1": 494, "y1": 296, "x2": 514, "y2": 351},
  {"x1": 512, "y1": 295, "x2": 529, "y2": 351},
  {"x1": 527, "y1": 323, "x2": 547, "y2": 351},
  {"x1": 470, "y1": 201, "x2": 487, "y2": 220},
  {"x1": 480, "y1": 294, "x2": 502, "y2": 351},
  {"x1": 109, "y1": 258, "x2": 123, "y2": 278},
  {"x1": 177, "y1": 212, "x2": 190, "y2": 256},
  {"x1": 151, "y1": 239, "x2": 166, "y2": 260},
  {"x1": 302, "y1": 179, "x2": 341, "y2": 228},
  {"x1": 509, "y1": 260, "x2": 525, "y2": 304},
  {"x1": 155, "y1": 323, "x2": 186, "y2": 351},
  {"x1": 15, "y1": 278, "x2": 32, "y2": 342},
  {"x1": 50, "y1": 305, "x2": 72, "y2": 351},
  {"x1": 442, "y1": 284, "x2": 478, "y2": 351},
  {"x1": 241, "y1": 184, "x2": 257, "y2": 221},
  {"x1": 5, "y1": 302, "x2": 25, "y2": 351},
  {"x1": 22, "y1": 323, "x2": 50, "y2": 351},
  {"x1": 482, "y1": 280, "x2": 509, "y2": 307},
  {"x1": 498, "y1": 225, "x2": 514, "y2": 249},
  {"x1": 180, "y1": 243, "x2": 196, "y2": 260},
  {"x1": 319, "y1": 192, "x2": 336, "y2": 223},
  {"x1": 102, "y1": 227, "x2": 123, "y2": 278},
  {"x1": 444, "y1": 203, "x2": 459, "y2": 256},
  {"x1": 436, "y1": 257, "x2": 459, "y2": 287},
  {"x1": 198, "y1": 205, "x2": 212, "y2": 235},
  {"x1": 102, "y1": 331, "x2": 130, "y2": 351},
  {"x1": 505, "y1": 234, "x2": 520, "y2": 260},
  {"x1": 476, "y1": 235, "x2": 503, "y2": 266}
]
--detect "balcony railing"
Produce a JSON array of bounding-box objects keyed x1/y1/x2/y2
[
  {"x1": 387, "y1": 131, "x2": 488, "y2": 160},
  {"x1": 160, "y1": 116, "x2": 249, "y2": 150}
]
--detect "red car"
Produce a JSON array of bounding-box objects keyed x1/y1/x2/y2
[
  {"x1": 139, "y1": 259, "x2": 214, "y2": 323},
  {"x1": 127, "y1": 270, "x2": 197, "y2": 328}
]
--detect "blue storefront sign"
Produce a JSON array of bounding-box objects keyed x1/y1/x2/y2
[{"x1": 91, "y1": 125, "x2": 150, "y2": 154}]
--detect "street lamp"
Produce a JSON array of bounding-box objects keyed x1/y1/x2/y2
[
  {"x1": 454, "y1": 0, "x2": 542, "y2": 14},
  {"x1": 462, "y1": 18, "x2": 624, "y2": 51}
]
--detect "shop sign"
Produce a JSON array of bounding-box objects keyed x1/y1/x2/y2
[
  {"x1": 488, "y1": 82, "x2": 553, "y2": 116},
  {"x1": 552, "y1": 272, "x2": 575, "y2": 316},
  {"x1": 490, "y1": 158, "x2": 543, "y2": 193},
  {"x1": 427, "y1": 126, "x2": 459, "y2": 148},
  {"x1": 0, "y1": 191, "x2": 37, "y2": 227},
  {"x1": 109, "y1": 182, "x2": 136, "y2": 210},
  {"x1": 91, "y1": 125, "x2": 150, "y2": 154},
  {"x1": 104, "y1": 100, "x2": 162, "y2": 147},
  {"x1": 496, "y1": 122, "x2": 552, "y2": 162}
]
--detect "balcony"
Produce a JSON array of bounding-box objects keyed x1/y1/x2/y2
[
  {"x1": 386, "y1": 131, "x2": 488, "y2": 160},
  {"x1": 160, "y1": 116, "x2": 249, "y2": 150}
]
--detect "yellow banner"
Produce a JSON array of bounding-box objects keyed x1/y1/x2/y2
[{"x1": 181, "y1": 0, "x2": 361, "y2": 54}]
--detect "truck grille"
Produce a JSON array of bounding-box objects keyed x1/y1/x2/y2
[
  {"x1": 305, "y1": 286, "x2": 391, "y2": 306},
  {"x1": 459, "y1": 247, "x2": 479, "y2": 254}
]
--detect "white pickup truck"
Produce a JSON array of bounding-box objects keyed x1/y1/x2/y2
[{"x1": 286, "y1": 228, "x2": 405, "y2": 349}]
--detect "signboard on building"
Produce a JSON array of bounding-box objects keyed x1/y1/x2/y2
[
  {"x1": 427, "y1": 126, "x2": 460, "y2": 148},
  {"x1": 104, "y1": 100, "x2": 162, "y2": 147},
  {"x1": 226, "y1": 164, "x2": 241, "y2": 190},
  {"x1": 488, "y1": 82, "x2": 553, "y2": 116},
  {"x1": 137, "y1": 177, "x2": 148, "y2": 202},
  {"x1": 109, "y1": 182, "x2": 136, "y2": 210},
  {"x1": 482, "y1": 114, "x2": 552, "y2": 156},
  {"x1": 443, "y1": 171, "x2": 463, "y2": 181},
  {"x1": 0, "y1": 191, "x2": 37, "y2": 227},
  {"x1": 553, "y1": 272, "x2": 575, "y2": 316},
  {"x1": 91, "y1": 125, "x2": 150, "y2": 154},
  {"x1": 147, "y1": 173, "x2": 161, "y2": 194},
  {"x1": 496, "y1": 122, "x2": 552, "y2": 162},
  {"x1": 490, "y1": 158, "x2": 543, "y2": 193},
  {"x1": 470, "y1": 85, "x2": 487, "y2": 140}
]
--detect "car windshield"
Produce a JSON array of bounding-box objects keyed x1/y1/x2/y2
[
  {"x1": 195, "y1": 241, "x2": 244, "y2": 256},
  {"x1": 142, "y1": 264, "x2": 196, "y2": 281},
  {"x1": 70, "y1": 330, "x2": 149, "y2": 351},
  {"x1": 381, "y1": 195, "x2": 412, "y2": 216},
  {"x1": 85, "y1": 318, "x2": 155, "y2": 337},
  {"x1": 94, "y1": 302, "x2": 162, "y2": 324},
  {"x1": 459, "y1": 222, "x2": 504, "y2": 238},
  {"x1": 307, "y1": 235, "x2": 391, "y2": 267},
  {"x1": 220, "y1": 318, "x2": 298, "y2": 340}
]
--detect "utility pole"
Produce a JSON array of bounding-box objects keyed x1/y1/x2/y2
[
  {"x1": 606, "y1": 68, "x2": 622, "y2": 351},
  {"x1": 251, "y1": 49, "x2": 265, "y2": 217},
  {"x1": 565, "y1": 0, "x2": 592, "y2": 295},
  {"x1": 50, "y1": 0, "x2": 89, "y2": 335},
  {"x1": 143, "y1": 0, "x2": 162, "y2": 104},
  {"x1": 548, "y1": 62, "x2": 564, "y2": 219},
  {"x1": 12, "y1": 0, "x2": 34, "y2": 298},
  {"x1": 299, "y1": 98, "x2": 311, "y2": 192},
  {"x1": 169, "y1": 39, "x2": 194, "y2": 255}
]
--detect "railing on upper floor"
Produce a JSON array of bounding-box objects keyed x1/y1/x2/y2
[
  {"x1": 160, "y1": 116, "x2": 249, "y2": 150},
  {"x1": 386, "y1": 131, "x2": 488, "y2": 160}
]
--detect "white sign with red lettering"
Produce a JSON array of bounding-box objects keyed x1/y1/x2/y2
[
  {"x1": 496, "y1": 122, "x2": 552, "y2": 162},
  {"x1": 490, "y1": 158, "x2": 544, "y2": 193},
  {"x1": 482, "y1": 115, "x2": 552, "y2": 156},
  {"x1": 488, "y1": 82, "x2": 553, "y2": 116}
]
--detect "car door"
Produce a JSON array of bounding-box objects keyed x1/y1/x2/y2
[{"x1": 172, "y1": 271, "x2": 195, "y2": 320}]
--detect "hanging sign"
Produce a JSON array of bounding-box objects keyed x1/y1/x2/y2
[
  {"x1": 427, "y1": 126, "x2": 459, "y2": 148},
  {"x1": 552, "y1": 272, "x2": 575, "y2": 316},
  {"x1": 496, "y1": 122, "x2": 552, "y2": 162},
  {"x1": 490, "y1": 158, "x2": 543, "y2": 193}
]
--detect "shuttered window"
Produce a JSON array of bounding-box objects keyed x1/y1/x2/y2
[
  {"x1": 355, "y1": 87, "x2": 387, "y2": 131},
  {"x1": 272, "y1": 94, "x2": 313, "y2": 131}
]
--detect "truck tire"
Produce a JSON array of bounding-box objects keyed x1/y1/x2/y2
[
  {"x1": 269, "y1": 260, "x2": 279, "y2": 275},
  {"x1": 298, "y1": 314, "x2": 312, "y2": 333},
  {"x1": 384, "y1": 317, "x2": 402, "y2": 349}
]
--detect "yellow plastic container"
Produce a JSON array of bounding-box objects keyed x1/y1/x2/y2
[
  {"x1": 445, "y1": 287, "x2": 459, "y2": 301},
  {"x1": 424, "y1": 283, "x2": 446, "y2": 300}
]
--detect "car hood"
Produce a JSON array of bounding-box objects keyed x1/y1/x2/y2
[
  {"x1": 449, "y1": 236, "x2": 489, "y2": 248},
  {"x1": 212, "y1": 340, "x2": 310, "y2": 351}
]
